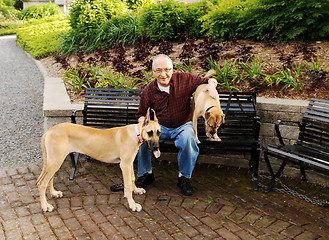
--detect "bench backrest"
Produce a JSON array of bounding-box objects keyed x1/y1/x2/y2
[
  {"x1": 82, "y1": 88, "x2": 259, "y2": 154},
  {"x1": 83, "y1": 88, "x2": 142, "y2": 128},
  {"x1": 299, "y1": 98, "x2": 329, "y2": 151},
  {"x1": 198, "y1": 92, "x2": 260, "y2": 154}
]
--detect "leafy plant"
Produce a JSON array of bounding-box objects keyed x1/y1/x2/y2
[
  {"x1": 16, "y1": 19, "x2": 70, "y2": 59},
  {"x1": 209, "y1": 57, "x2": 241, "y2": 91},
  {"x1": 139, "y1": 0, "x2": 187, "y2": 41},
  {"x1": 198, "y1": 38, "x2": 222, "y2": 70},
  {"x1": 272, "y1": 62, "x2": 305, "y2": 92},
  {"x1": 68, "y1": 0, "x2": 128, "y2": 30},
  {"x1": 175, "y1": 60, "x2": 195, "y2": 74},
  {"x1": 21, "y1": 3, "x2": 62, "y2": 20},
  {"x1": 238, "y1": 56, "x2": 267, "y2": 80}
]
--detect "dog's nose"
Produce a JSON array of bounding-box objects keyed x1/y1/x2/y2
[{"x1": 210, "y1": 131, "x2": 216, "y2": 135}]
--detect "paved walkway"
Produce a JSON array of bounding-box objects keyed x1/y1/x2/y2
[{"x1": 0, "y1": 35, "x2": 328, "y2": 240}]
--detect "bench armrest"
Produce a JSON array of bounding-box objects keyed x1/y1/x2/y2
[
  {"x1": 275, "y1": 120, "x2": 302, "y2": 145},
  {"x1": 71, "y1": 110, "x2": 83, "y2": 124}
]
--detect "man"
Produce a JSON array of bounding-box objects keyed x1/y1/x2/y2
[{"x1": 111, "y1": 54, "x2": 218, "y2": 196}]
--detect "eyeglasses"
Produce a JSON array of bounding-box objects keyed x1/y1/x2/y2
[{"x1": 153, "y1": 68, "x2": 172, "y2": 74}]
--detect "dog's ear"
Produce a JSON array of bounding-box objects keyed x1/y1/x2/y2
[
  {"x1": 151, "y1": 109, "x2": 158, "y2": 122},
  {"x1": 205, "y1": 111, "x2": 212, "y2": 121},
  {"x1": 144, "y1": 108, "x2": 158, "y2": 126},
  {"x1": 144, "y1": 108, "x2": 151, "y2": 126}
]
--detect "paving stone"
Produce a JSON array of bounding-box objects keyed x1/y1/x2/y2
[{"x1": 0, "y1": 159, "x2": 328, "y2": 240}]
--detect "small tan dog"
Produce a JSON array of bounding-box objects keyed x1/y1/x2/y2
[
  {"x1": 37, "y1": 108, "x2": 161, "y2": 212},
  {"x1": 192, "y1": 70, "x2": 225, "y2": 141}
]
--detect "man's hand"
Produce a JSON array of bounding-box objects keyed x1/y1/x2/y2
[{"x1": 206, "y1": 78, "x2": 219, "y2": 100}]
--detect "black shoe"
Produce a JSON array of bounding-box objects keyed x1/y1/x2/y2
[
  {"x1": 110, "y1": 182, "x2": 124, "y2": 192},
  {"x1": 177, "y1": 176, "x2": 194, "y2": 196},
  {"x1": 135, "y1": 172, "x2": 155, "y2": 189}
]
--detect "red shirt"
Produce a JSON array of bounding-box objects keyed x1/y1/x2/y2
[{"x1": 136, "y1": 72, "x2": 209, "y2": 128}]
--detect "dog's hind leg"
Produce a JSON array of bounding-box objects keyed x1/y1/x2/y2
[{"x1": 48, "y1": 176, "x2": 63, "y2": 199}]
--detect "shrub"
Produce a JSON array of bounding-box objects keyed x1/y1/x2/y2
[
  {"x1": 139, "y1": 0, "x2": 187, "y2": 41},
  {"x1": 21, "y1": 2, "x2": 62, "y2": 20},
  {"x1": 0, "y1": 0, "x2": 20, "y2": 20},
  {"x1": 200, "y1": 0, "x2": 253, "y2": 40},
  {"x1": 238, "y1": 0, "x2": 329, "y2": 41},
  {"x1": 185, "y1": 1, "x2": 212, "y2": 38},
  {"x1": 16, "y1": 20, "x2": 70, "y2": 59},
  {"x1": 69, "y1": 0, "x2": 128, "y2": 29},
  {"x1": 58, "y1": 13, "x2": 141, "y2": 54},
  {"x1": 125, "y1": 0, "x2": 154, "y2": 10}
]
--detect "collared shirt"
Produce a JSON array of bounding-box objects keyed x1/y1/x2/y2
[{"x1": 136, "y1": 72, "x2": 209, "y2": 128}]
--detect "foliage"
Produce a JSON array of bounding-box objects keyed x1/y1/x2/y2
[
  {"x1": 21, "y1": 2, "x2": 62, "y2": 20},
  {"x1": 16, "y1": 19, "x2": 70, "y2": 59},
  {"x1": 238, "y1": 0, "x2": 329, "y2": 42},
  {"x1": 63, "y1": 63, "x2": 148, "y2": 94},
  {"x1": 0, "y1": 0, "x2": 20, "y2": 21},
  {"x1": 125, "y1": 0, "x2": 155, "y2": 10},
  {"x1": 200, "y1": 0, "x2": 253, "y2": 40},
  {"x1": 184, "y1": 0, "x2": 212, "y2": 38},
  {"x1": 58, "y1": 13, "x2": 141, "y2": 54},
  {"x1": 139, "y1": 0, "x2": 187, "y2": 41},
  {"x1": 68, "y1": 0, "x2": 128, "y2": 30},
  {"x1": 0, "y1": 0, "x2": 21, "y2": 35}
]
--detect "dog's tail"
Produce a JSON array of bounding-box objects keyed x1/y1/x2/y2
[
  {"x1": 204, "y1": 69, "x2": 216, "y2": 78},
  {"x1": 36, "y1": 133, "x2": 47, "y2": 186}
]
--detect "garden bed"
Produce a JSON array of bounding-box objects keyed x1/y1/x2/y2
[{"x1": 40, "y1": 39, "x2": 329, "y2": 103}]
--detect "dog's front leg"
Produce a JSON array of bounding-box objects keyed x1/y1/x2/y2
[
  {"x1": 120, "y1": 160, "x2": 142, "y2": 212},
  {"x1": 131, "y1": 164, "x2": 146, "y2": 195},
  {"x1": 212, "y1": 133, "x2": 222, "y2": 142}
]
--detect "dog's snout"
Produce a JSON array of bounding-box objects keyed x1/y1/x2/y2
[{"x1": 210, "y1": 130, "x2": 217, "y2": 135}]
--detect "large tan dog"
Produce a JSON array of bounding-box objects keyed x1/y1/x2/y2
[
  {"x1": 192, "y1": 71, "x2": 225, "y2": 141},
  {"x1": 36, "y1": 108, "x2": 161, "y2": 212}
]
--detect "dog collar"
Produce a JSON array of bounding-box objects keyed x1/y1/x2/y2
[
  {"x1": 206, "y1": 106, "x2": 215, "y2": 112},
  {"x1": 135, "y1": 124, "x2": 144, "y2": 143}
]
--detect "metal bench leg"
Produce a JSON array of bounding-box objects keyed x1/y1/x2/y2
[
  {"x1": 251, "y1": 143, "x2": 260, "y2": 191},
  {"x1": 69, "y1": 152, "x2": 79, "y2": 180},
  {"x1": 264, "y1": 149, "x2": 288, "y2": 193},
  {"x1": 299, "y1": 161, "x2": 307, "y2": 181}
]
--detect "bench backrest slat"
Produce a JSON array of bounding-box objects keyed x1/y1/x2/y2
[{"x1": 299, "y1": 98, "x2": 329, "y2": 151}]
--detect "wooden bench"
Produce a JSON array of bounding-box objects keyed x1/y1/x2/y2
[
  {"x1": 70, "y1": 88, "x2": 261, "y2": 190},
  {"x1": 264, "y1": 98, "x2": 329, "y2": 193}
]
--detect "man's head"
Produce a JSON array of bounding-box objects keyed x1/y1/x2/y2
[{"x1": 152, "y1": 54, "x2": 173, "y2": 87}]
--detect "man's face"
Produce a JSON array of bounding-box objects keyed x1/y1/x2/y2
[{"x1": 153, "y1": 57, "x2": 173, "y2": 88}]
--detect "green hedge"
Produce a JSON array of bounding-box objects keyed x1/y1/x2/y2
[
  {"x1": 21, "y1": 2, "x2": 62, "y2": 20},
  {"x1": 16, "y1": 20, "x2": 70, "y2": 59}
]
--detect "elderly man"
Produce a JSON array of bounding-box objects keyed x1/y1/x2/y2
[{"x1": 111, "y1": 54, "x2": 218, "y2": 196}]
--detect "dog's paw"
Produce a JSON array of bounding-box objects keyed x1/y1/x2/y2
[
  {"x1": 51, "y1": 190, "x2": 63, "y2": 198},
  {"x1": 134, "y1": 187, "x2": 146, "y2": 195},
  {"x1": 129, "y1": 203, "x2": 142, "y2": 212},
  {"x1": 42, "y1": 203, "x2": 54, "y2": 212},
  {"x1": 213, "y1": 136, "x2": 222, "y2": 142}
]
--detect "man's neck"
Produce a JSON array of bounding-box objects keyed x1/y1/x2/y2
[{"x1": 157, "y1": 83, "x2": 170, "y2": 94}]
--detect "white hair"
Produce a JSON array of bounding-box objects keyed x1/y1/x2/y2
[{"x1": 152, "y1": 54, "x2": 173, "y2": 70}]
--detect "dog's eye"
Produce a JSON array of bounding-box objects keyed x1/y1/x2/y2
[
  {"x1": 157, "y1": 130, "x2": 161, "y2": 136},
  {"x1": 147, "y1": 131, "x2": 153, "y2": 137}
]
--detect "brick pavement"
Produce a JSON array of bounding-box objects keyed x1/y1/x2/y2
[{"x1": 0, "y1": 158, "x2": 328, "y2": 239}]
